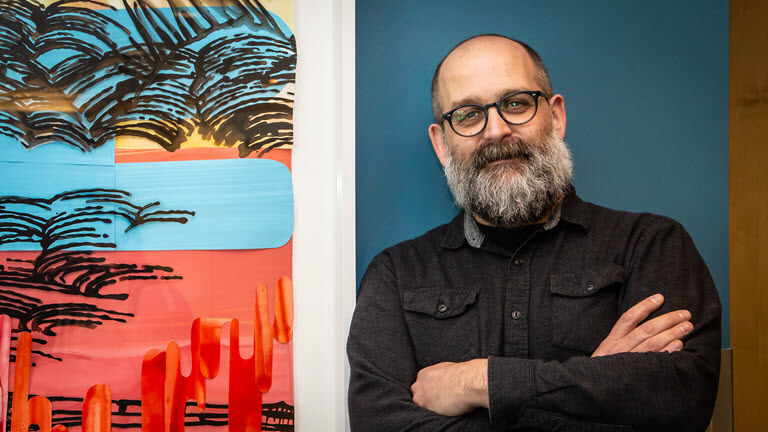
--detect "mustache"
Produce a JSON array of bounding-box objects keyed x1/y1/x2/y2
[{"x1": 470, "y1": 137, "x2": 536, "y2": 170}]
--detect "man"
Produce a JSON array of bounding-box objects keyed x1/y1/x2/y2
[{"x1": 347, "y1": 34, "x2": 721, "y2": 431}]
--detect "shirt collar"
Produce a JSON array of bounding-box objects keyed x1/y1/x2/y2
[
  {"x1": 440, "y1": 184, "x2": 590, "y2": 250},
  {"x1": 558, "y1": 185, "x2": 591, "y2": 232}
]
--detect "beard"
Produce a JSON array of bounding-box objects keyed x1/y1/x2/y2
[{"x1": 443, "y1": 124, "x2": 573, "y2": 228}]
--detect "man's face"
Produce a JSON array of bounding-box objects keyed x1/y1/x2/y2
[{"x1": 428, "y1": 37, "x2": 572, "y2": 227}]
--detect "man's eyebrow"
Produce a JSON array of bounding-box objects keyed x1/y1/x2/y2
[{"x1": 447, "y1": 88, "x2": 527, "y2": 110}]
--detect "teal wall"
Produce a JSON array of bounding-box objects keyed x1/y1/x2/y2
[{"x1": 355, "y1": 0, "x2": 730, "y2": 347}]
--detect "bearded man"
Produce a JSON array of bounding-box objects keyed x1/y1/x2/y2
[{"x1": 347, "y1": 35, "x2": 721, "y2": 431}]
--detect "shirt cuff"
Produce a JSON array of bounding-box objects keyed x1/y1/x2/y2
[{"x1": 487, "y1": 356, "x2": 535, "y2": 428}]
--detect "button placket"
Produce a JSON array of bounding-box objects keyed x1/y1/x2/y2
[{"x1": 504, "y1": 253, "x2": 531, "y2": 357}]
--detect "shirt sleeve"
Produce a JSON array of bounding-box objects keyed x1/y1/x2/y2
[
  {"x1": 347, "y1": 252, "x2": 493, "y2": 431},
  {"x1": 487, "y1": 218, "x2": 722, "y2": 431}
]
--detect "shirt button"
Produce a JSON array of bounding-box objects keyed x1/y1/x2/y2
[
  {"x1": 437, "y1": 303, "x2": 448, "y2": 313},
  {"x1": 585, "y1": 284, "x2": 595, "y2": 292},
  {"x1": 511, "y1": 310, "x2": 522, "y2": 320},
  {"x1": 514, "y1": 258, "x2": 524, "y2": 266}
]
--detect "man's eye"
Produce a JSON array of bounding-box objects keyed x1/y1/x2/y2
[
  {"x1": 453, "y1": 109, "x2": 481, "y2": 124},
  {"x1": 501, "y1": 97, "x2": 532, "y2": 112}
]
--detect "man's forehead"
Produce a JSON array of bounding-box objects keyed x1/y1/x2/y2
[
  {"x1": 438, "y1": 37, "x2": 538, "y2": 106},
  {"x1": 445, "y1": 36, "x2": 529, "y2": 61}
]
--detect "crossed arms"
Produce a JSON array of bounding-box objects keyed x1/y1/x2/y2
[{"x1": 411, "y1": 294, "x2": 695, "y2": 416}]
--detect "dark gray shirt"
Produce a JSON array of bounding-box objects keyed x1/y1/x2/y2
[{"x1": 347, "y1": 187, "x2": 721, "y2": 431}]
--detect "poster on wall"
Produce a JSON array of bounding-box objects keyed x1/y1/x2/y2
[{"x1": 0, "y1": 0, "x2": 296, "y2": 430}]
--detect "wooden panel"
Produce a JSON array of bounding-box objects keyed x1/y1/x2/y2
[{"x1": 729, "y1": 0, "x2": 768, "y2": 430}]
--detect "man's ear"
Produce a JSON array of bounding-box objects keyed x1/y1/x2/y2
[
  {"x1": 428, "y1": 123, "x2": 449, "y2": 167},
  {"x1": 548, "y1": 94, "x2": 567, "y2": 139}
]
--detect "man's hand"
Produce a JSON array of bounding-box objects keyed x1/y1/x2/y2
[
  {"x1": 411, "y1": 359, "x2": 489, "y2": 416},
  {"x1": 592, "y1": 293, "x2": 693, "y2": 357}
]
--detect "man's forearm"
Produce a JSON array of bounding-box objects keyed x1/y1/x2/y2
[
  {"x1": 411, "y1": 359, "x2": 489, "y2": 415},
  {"x1": 412, "y1": 344, "x2": 717, "y2": 432},
  {"x1": 348, "y1": 367, "x2": 493, "y2": 431},
  {"x1": 487, "y1": 349, "x2": 719, "y2": 431}
]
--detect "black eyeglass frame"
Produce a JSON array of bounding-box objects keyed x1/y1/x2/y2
[{"x1": 440, "y1": 90, "x2": 550, "y2": 137}]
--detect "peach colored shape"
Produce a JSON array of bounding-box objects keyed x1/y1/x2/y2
[{"x1": 1, "y1": 315, "x2": 11, "y2": 432}]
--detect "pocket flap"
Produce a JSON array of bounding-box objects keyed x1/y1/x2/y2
[
  {"x1": 550, "y1": 264, "x2": 625, "y2": 297},
  {"x1": 403, "y1": 287, "x2": 478, "y2": 318}
]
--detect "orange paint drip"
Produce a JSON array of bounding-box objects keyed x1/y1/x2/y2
[
  {"x1": 27, "y1": 397, "x2": 52, "y2": 432},
  {"x1": 83, "y1": 385, "x2": 111, "y2": 432},
  {"x1": 10, "y1": 333, "x2": 69, "y2": 432},
  {"x1": 141, "y1": 277, "x2": 294, "y2": 432},
  {"x1": 141, "y1": 349, "x2": 168, "y2": 432}
]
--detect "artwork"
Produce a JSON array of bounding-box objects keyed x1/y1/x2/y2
[{"x1": 0, "y1": 0, "x2": 296, "y2": 430}]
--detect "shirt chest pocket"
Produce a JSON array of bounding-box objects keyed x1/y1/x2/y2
[
  {"x1": 550, "y1": 264, "x2": 625, "y2": 354},
  {"x1": 402, "y1": 286, "x2": 479, "y2": 367}
]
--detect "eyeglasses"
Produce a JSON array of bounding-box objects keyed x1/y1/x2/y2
[{"x1": 440, "y1": 90, "x2": 549, "y2": 137}]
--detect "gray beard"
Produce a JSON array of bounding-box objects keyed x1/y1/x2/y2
[{"x1": 443, "y1": 127, "x2": 573, "y2": 228}]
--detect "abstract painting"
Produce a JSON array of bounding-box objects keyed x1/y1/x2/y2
[{"x1": 0, "y1": 0, "x2": 296, "y2": 430}]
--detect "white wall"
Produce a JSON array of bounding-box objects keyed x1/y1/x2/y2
[{"x1": 292, "y1": 0, "x2": 355, "y2": 430}]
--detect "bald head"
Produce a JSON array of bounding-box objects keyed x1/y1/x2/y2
[{"x1": 431, "y1": 35, "x2": 553, "y2": 122}]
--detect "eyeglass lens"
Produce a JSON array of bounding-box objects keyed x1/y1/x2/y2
[{"x1": 451, "y1": 92, "x2": 538, "y2": 137}]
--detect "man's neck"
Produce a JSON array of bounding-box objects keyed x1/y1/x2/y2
[{"x1": 472, "y1": 193, "x2": 565, "y2": 228}]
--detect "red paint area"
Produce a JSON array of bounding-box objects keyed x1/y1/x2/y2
[
  {"x1": 4, "y1": 243, "x2": 294, "y2": 418},
  {"x1": 9, "y1": 277, "x2": 292, "y2": 432}
]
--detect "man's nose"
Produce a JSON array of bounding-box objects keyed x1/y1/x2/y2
[{"x1": 482, "y1": 107, "x2": 513, "y2": 142}]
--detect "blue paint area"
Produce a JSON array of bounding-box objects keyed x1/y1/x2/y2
[
  {"x1": 0, "y1": 161, "x2": 115, "y2": 197},
  {"x1": 356, "y1": 0, "x2": 730, "y2": 346},
  {"x1": 0, "y1": 159, "x2": 293, "y2": 251},
  {"x1": 0, "y1": 161, "x2": 118, "y2": 250},
  {"x1": 114, "y1": 159, "x2": 293, "y2": 250},
  {"x1": 0, "y1": 137, "x2": 115, "y2": 165},
  {"x1": 28, "y1": 7, "x2": 292, "y2": 71}
]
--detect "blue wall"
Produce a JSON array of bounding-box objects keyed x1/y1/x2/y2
[{"x1": 355, "y1": 0, "x2": 730, "y2": 347}]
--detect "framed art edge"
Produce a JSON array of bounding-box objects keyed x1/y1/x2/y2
[{"x1": 292, "y1": 0, "x2": 356, "y2": 430}]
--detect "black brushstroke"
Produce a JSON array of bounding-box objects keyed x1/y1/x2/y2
[
  {"x1": 5, "y1": 393, "x2": 294, "y2": 431},
  {"x1": 0, "y1": 188, "x2": 194, "y2": 355},
  {"x1": 0, "y1": 0, "x2": 296, "y2": 157}
]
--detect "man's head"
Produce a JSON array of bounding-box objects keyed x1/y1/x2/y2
[
  {"x1": 430, "y1": 35, "x2": 553, "y2": 124},
  {"x1": 427, "y1": 34, "x2": 573, "y2": 228}
]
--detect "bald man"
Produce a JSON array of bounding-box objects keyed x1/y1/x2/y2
[{"x1": 347, "y1": 35, "x2": 721, "y2": 431}]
